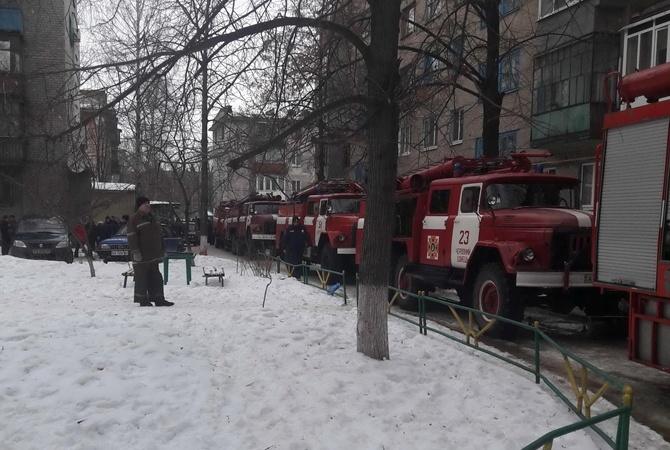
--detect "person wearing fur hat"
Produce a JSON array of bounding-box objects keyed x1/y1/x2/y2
[{"x1": 127, "y1": 196, "x2": 174, "y2": 307}]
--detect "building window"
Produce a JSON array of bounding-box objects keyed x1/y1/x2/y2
[
  {"x1": 422, "y1": 53, "x2": 441, "y2": 84},
  {"x1": 402, "y1": 3, "x2": 415, "y2": 36},
  {"x1": 0, "y1": 180, "x2": 12, "y2": 205},
  {"x1": 481, "y1": 0, "x2": 520, "y2": 27},
  {"x1": 538, "y1": 0, "x2": 580, "y2": 19},
  {"x1": 421, "y1": 117, "x2": 437, "y2": 150},
  {"x1": 623, "y1": 13, "x2": 670, "y2": 76},
  {"x1": 256, "y1": 175, "x2": 272, "y2": 192},
  {"x1": 399, "y1": 126, "x2": 411, "y2": 156},
  {"x1": 499, "y1": 49, "x2": 521, "y2": 93},
  {"x1": 291, "y1": 180, "x2": 301, "y2": 192},
  {"x1": 425, "y1": 0, "x2": 441, "y2": 20},
  {"x1": 499, "y1": 130, "x2": 517, "y2": 156},
  {"x1": 362, "y1": 8, "x2": 371, "y2": 39},
  {"x1": 290, "y1": 151, "x2": 301, "y2": 167},
  {"x1": 0, "y1": 38, "x2": 21, "y2": 73},
  {"x1": 580, "y1": 163, "x2": 594, "y2": 209},
  {"x1": 475, "y1": 131, "x2": 517, "y2": 157},
  {"x1": 451, "y1": 109, "x2": 464, "y2": 144}
]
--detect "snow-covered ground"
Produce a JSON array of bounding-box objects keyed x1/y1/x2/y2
[{"x1": 0, "y1": 254, "x2": 667, "y2": 449}]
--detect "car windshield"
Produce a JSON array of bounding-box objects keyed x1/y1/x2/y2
[
  {"x1": 329, "y1": 198, "x2": 361, "y2": 214},
  {"x1": 252, "y1": 203, "x2": 280, "y2": 214},
  {"x1": 484, "y1": 182, "x2": 580, "y2": 210},
  {"x1": 189, "y1": 222, "x2": 198, "y2": 232},
  {"x1": 17, "y1": 217, "x2": 65, "y2": 233},
  {"x1": 115, "y1": 226, "x2": 128, "y2": 236}
]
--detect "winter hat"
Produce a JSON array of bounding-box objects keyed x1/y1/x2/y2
[
  {"x1": 135, "y1": 196, "x2": 150, "y2": 210},
  {"x1": 292, "y1": 216, "x2": 300, "y2": 224}
]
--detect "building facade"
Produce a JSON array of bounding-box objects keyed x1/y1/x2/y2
[
  {"x1": 79, "y1": 89, "x2": 121, "y2": 183},
  {"x1": 209, "y1": 106, "x2": 316, "y2": 203},
  {"x1": 0, "y1": 0, "x2": 84, "y2": 220}
]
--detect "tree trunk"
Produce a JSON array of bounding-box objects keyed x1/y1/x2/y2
[
  {"x1": 200, "y1": 53, "x2": 210, "y2": 254},
  {"x1": 481, "y1": 0, "x2": 503, "y2": 158},
  {"x1": 356, "y1": 0, "x2": 401, "y2": 360}
]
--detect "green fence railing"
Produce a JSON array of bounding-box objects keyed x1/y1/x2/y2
[
  {"x1": 386, "y1": 287, "x2": 632, "y2": 450},
  {"x1": 273, "y1": 256, "x2": 348, "y2": 305}
]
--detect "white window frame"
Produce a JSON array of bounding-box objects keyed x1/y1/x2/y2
[
  {"x1": 290, "y1": 151, "x2": 301, "y2": 167},
  {"x1": 538, "y1": 0, "x2": 581, "y2": 20},
  {"x1": 622, "y1": 12, "x2": 670, "y2": 77},
  {"x1": 398, "y1": 126, "x2": 411, "y2": 156},
  {"x1": 451, "y1": 109, "x2": 464, "y2": 144},
  {"x1": 291, "y1": 180, "x2": 301, "y2": 192},
  {"x1": 580, "y1": 163, "x2": 594, "y2": 210},
  {"x1": 421, "y1": 117, "x2": 437, "y2": 150}
]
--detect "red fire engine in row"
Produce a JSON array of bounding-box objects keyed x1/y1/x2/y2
[
  {"x1": 275, "y1": 180, "x2": 365, "y2": 275},
  {"x1": 213, "y1": 193, "x2": 282, "y2": 255},
  {"x1": 594, "y1": 62, "x2": 670, "y2": 372},
  {"x1": 355, "y1": 154, "x2": 598, "y2": 336}
]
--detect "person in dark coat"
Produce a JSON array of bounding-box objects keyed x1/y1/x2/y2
[
  {"x1": 0, "y1": 215, "x2": 10, "y2": 255},
  {"x1": 128, "y1": 196, "x2": 173, "y2": 307},
  {"x1": 281, "y1": 216, "x2": 312, "y2": 279}
]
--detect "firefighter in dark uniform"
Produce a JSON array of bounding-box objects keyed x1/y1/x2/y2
[
  {"x1": 281, "y1": 216, "x2": 312, "y2": 279},
  {"x1": 128, "y1": 196, "x2": 174, "y2": 307}
]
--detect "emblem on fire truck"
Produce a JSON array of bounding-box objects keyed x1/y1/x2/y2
[{"x1": 426, "y1": 235, "x2": 439, "y2": 260}]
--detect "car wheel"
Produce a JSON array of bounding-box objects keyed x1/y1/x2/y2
[{"x1": 392, "y1": 254, "x2": 419, "y2": 310}]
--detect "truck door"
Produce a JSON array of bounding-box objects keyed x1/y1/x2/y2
[
  {"x1": 420, "y1": 188, "x2": 453, "y2": 267},
  {"x1": 315, "y1": 199, "x2": 328, "y2": 245},
  {"x1": 451, "y1": 184, "x2": 482, "y2": 268}
]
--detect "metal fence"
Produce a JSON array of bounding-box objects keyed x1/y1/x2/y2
[{"x1": 272, "y1": 258, "x2": 631, "y2": 449}]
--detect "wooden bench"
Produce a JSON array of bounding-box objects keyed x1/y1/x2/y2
[
  {"x1": 203, "y1": 267, "x2": 225, "y2": 286},
  {"x1": 122, "y1": 269, "x2": 134, "y2": 288}
]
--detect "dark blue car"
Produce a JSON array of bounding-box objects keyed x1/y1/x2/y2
[{"x1": 97, "y1": 224, "x2": 185, "y2": 263}]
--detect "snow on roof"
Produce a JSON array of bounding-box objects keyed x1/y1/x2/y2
[{"x1": 93, "y1": 182, "x2": 136, "y2": 192}]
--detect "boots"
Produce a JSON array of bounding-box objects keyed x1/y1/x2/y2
[{"x1": 153, "y1": 298, "x2": 174, "y2": 307}]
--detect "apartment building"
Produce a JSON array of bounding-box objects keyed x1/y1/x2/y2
[
  {"x1": 0, "y1": 0, "x2": 84, "y2": 218},
  {"x1": 209, "y1": 106, "x2": 315, "y2": 203},
  {"x1": 79, "y1": 89, "x2": 121, "y2": 183}
]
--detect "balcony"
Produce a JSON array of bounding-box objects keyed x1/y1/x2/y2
[
  {"x1": 530, "y1": 102, "x2": 609, "y2": 153},
  {"x1": 0, "y1": 139, "x2": 25, "y2": 164}
]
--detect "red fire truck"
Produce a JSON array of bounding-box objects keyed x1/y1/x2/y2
[
  {"x1": 276, "y1": 180, "x2": 365, "y2": 275},
  {"x1": 593, "y1": 62, "x2": 670, "y2": 372},
  {"x1": 216, "y1": 193, "x2": 283, "y2": 255},
  {"x1": 356, "y1": 154, "x2": 596, "y2": 336}
]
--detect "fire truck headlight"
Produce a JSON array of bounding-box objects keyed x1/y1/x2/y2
[
  {"x1": 336, "y1": 234, "x2": 346, "y2": 242},
  {"x1": 520, "y1": 247, "x2": 535, "y2": 262}
]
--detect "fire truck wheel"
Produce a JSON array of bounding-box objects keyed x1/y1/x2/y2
[
  {"x1": 393, "y1": 254, "x2": 418, "y2": 310},
  {"x1": 472, "y1": 263, "x2": 523, "y2": 338},
  {"x1": 321, "y1": 243, "x2": 343, "y2": 283}
]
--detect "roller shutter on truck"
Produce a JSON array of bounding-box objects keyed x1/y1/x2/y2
[{"x1": 596, "y1": 118, "x2": 669, "y2": 291}]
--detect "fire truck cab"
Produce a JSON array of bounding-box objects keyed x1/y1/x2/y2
[
  {"x1": 276, "y1": 180, "x2": 364, "y2": 274},
  {"x1": 357, "y1": 155, "x2": 595, "y2": 336}
]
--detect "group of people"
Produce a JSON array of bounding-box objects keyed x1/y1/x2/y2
[
  {"x1": 0, "y1": 215, "x2": 16, "y2": 255},
  {"x1": 72, "y1": 215, "x2": 130, "y2": 258}
]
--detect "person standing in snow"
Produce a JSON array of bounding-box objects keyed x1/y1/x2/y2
[
  {"x1": 281, "y1": 216, "x2": 311, "y2": 279},
  {"x1": 128, "y1": 196, "x2": 173, "y2": 307}
]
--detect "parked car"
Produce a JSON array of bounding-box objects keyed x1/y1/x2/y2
[
  {"x1": 9, "y1": 215, "x2": 74, "y2": 263},
  {"x1": 97, "y1": 224, "x2": 185, "y2": 263}
]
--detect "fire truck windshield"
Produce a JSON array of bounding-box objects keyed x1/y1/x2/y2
[
  {"x1": 251, "y1": 204, "x2": 280, "y2": 215},
  {"x1": 484, "y1": 182, "x2": 580, "y2": 210},
  {"x1": 329, "y1": 198, "x2": 361, "y2": 214}
]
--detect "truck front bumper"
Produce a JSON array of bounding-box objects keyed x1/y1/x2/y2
[{"x1": 516, "y1": 271, "x2": 593, "y2": 288}]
